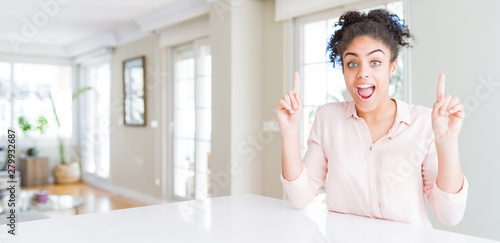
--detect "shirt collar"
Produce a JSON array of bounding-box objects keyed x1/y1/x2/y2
[{"x1": 344, "y1": 98, "x2": 412, "y2": 126}]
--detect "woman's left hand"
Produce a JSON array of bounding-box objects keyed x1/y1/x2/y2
[{"x1": 431, "y1": 73, "x2": 465, "y2": 144}]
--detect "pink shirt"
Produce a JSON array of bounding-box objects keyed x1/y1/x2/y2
[{"x1": 281, "y1": 99, "x2": 468, "y2": 227}]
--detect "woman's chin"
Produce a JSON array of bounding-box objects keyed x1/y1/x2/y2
[{"x1": 354, "y1": 96, "x2": 379, "y2": 114}]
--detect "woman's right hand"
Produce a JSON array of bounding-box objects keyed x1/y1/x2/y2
[{"x1": 276, "y1": 72, "x2": 303, "y2": 133}]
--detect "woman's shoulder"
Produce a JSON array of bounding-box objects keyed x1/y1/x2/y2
[
  {"x1": 313, "y1": 101, "x2": 352, "y2": 121},
  {"x1": 316, "y1": 101, "x2": 351, "y2": 113},
  {"x1": 397, "y1": 99, "x2": 433, "y2": 122}
]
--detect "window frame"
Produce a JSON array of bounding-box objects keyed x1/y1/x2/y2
[
  {"x1": 0, "y1": 58, "x2": 78, "y2": 148},
  {"x1": 79, "y1": 60, "x2": 112, "y2": 182},
  {"x1": 169, "y1": 37, "x2": 211, "y2": 201}
]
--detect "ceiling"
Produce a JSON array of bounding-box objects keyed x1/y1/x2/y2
[{"x1": 0, "y1": 0, "x2": 180, "y2": 55}]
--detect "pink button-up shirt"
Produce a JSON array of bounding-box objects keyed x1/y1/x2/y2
[{"x1": 281, "y1": 99, "x2": 468, "y2": 227}]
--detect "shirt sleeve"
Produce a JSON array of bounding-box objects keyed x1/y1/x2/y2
[
  {"x1": 281, "y1": 106, "x2": 328, "y2": 208},
  {"x1": 421, "y1": 139, "x2": 468, "y2": 226}
]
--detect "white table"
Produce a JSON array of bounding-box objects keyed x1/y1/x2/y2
[{"x1": 0, "y1": 194, "x2": 496, "y2": 243}]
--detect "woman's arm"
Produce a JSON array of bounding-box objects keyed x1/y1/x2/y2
[
  {"x1": 281, "y1": 130, "x2": 303, "y2": 181},
  {"x1": 277, "y1": 72, "x2": 328, "y2": 208},
  {"x1": 276, "y1": 72, "x2": 304, "y2": 181},
  {"x1": 425, "y1": 74, "x2": 468, "y2": 226},
  {"x1": 435, "y1": 140, "x2": 464, "y2": 193},
  {"x1": 422, "y1": 139, "x2": 468, "y2": 226},
  {"x1": 432, "y1": 73, "x2": 466, "y2": 193}
]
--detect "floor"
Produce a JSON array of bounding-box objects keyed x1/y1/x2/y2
[{"x1": 23, "y1": 182, "x2": 148, "y2": 216}]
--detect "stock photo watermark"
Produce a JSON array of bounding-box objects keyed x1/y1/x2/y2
[
  {"x1": 178, "y1": 110, "x2": 279, "y2": 222},
  {"x1": 145, "y1": 65, "x2": 168, "y2": 92},
  {"x1": 75, "y1": 62, "x2": 168, "y2": 178},
  {"x1": 379, "y1": 74, "x2": 498, "y2": 192},
  {"x1": 5, "y1": 130, "x2": 18, "y2": 236},
  {"x1": 383, "y1": 138, "x2": 431, "y2": 191},
  {"x1": 211, "y1": 0, "x2": 243, "y2": 21},
  {"x1": 8, "y1": 0, "x2": 72, "y2": 53},
  {"x1": 462, "y1": 74, "x2": 498, "y2": 118}
]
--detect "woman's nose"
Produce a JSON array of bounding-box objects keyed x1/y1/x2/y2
[
  {"x1": 356, "y1": 64, "x2": 370, "y2": 79},
  {"x1": 357, "y1": 73, "x2": 369, "y2": 78},
  {"x1": 357, "y1": 70, "x2": 369, "y2": 79}
]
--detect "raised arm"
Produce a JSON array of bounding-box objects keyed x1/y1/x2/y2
[
  {"x1": 277, "y1": 72, "x2": 328, "y2": 208},
  {"x1": 431, "y1": 73, "x2": 465, "y2": 193},
  {"x1": 276, "y1": 72, "x2": 303, "y2": 181}
]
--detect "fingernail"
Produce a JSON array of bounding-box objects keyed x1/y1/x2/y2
[
  {"x1": 290, "y1": 110, "x2": 295, "y2": 114},
  {"x1": 449, "y1": 109, "x2": 454, "y2": 113},
  {"x1": 440, "y1": 110, "x2": 445, "y2": 116}
]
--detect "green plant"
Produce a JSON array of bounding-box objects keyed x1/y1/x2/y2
[
  {"x1": 18, "y1": 116, "x2": 33, "y2": 136},
  {"x1": 26, "y1": 147, "x2": 39, "y2": 157},
  {"x1": 17, "y1": 115, "x2": 48, "y2": 157},
  {"x1": 36, "y1": 116, "x2": 49, "y2": 134},
  {"x1": 50, "y1": 87, "x2": 92, "y2": 165}
]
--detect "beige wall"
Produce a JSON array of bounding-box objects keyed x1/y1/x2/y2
[
  {"x1": 229, "y1": 0, "x2": 264, "y2": 195},
  {"x1": 209, "y1": 0, "x2": 268, "y2": 197},
  {"x1": 261, "y1": 0, "x2": 285, "y2": 199},
  {"x1": 109, "y1": 35, "x2": 165, "y2": 199},
  {"x1": 208, "y1": 0, "x2": 285, "y2": 198},
  {"x1": 209, "y1": 0, "x2": 233, "y2": 197}
]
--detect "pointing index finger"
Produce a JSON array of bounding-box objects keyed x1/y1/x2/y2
[
  {"x1": 294, "y1": 71, "x2": 300, "y2": 93},
  {"x1": 437, "y1": 73, "x2": 445, "y2": 101}
]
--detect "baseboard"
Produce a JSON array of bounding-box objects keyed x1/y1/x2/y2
[{"x1": 82, "y1": 177, "x2": 170, "y2": 205}]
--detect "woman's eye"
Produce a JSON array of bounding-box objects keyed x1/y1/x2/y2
[
  {"x1": 347, "y1": 62, "x2": 357, "y2": 68},
  {"x1": 371, "y1": 60, "x2": 381, "y2": 66}
]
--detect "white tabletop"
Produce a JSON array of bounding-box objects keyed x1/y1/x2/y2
[{"x1": 0, "y1": 194, "x2": 496, "y2": 243}]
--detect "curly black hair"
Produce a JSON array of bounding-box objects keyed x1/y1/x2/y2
[{"x1": 327, "y1": 9, "x2": 413, "y2": 68}]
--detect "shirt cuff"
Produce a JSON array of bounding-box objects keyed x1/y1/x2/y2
[
  {"x1": 432, "y1": 176, "x2": 468, "y2": 205},
  {"x1": 280, "y1": 166, "x2": 308, "y2": 190}
]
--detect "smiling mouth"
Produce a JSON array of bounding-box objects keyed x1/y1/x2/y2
[{"x1": 356, "y1": 84, "x2": 375, "y2": 100}]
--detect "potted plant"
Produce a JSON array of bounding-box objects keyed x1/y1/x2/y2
[
  {"x1": 17, "y1": 115, "x2": 48, "y2": 157},
  {"x1": 51, "y1": 87, "x2": 92, "y2": 184}
]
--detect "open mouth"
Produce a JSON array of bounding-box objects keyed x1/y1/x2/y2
[{"x1": 356, "y1": 84, "x2": 375, "y2": 101}]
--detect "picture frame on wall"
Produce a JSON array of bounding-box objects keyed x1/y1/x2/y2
[{"x1": 123, "y1": 56, "x2": 146, "y2": 126}]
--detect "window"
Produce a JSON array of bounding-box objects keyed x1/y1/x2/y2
[
  {"x1": 0, "y1": 62, "x2": 73, "y2": 145},
  {"x1": 172, "y1": 38, "x2": 211, "y2": 200},
  {"x1": 0, "y1": 63, "x2": 12, "y2": 135},
  {"x1": 81, "y1": 63, "x2": 111, "y2": 179},
  {"x1": 296, "y1": 1, "x2": 406, "y2": 155}
]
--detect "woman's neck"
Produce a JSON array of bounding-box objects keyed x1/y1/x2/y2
[{"x1": 356, "y1": 97, "x2": 397, "y2": 124}]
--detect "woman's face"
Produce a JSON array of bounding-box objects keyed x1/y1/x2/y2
[{"x1": 342, "y1": 35, "x2": 397, "y2": 113}]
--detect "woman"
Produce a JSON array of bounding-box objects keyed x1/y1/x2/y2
[{"x1": 276, "y1": 9, "x2": 467, "y2": 227}]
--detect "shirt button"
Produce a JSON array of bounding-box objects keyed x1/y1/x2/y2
[
  {"x1": 388, "y1": 137, "x2": 392, "y2": 140},
  {"x1": 370, "y1": 146, "x2": 372, "y2": 150}
]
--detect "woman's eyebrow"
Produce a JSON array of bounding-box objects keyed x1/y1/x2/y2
[
  {"x1": 368, "y1": 49, "x2": 384, "y2": 55},
  {"x1": 344, "y1": 49, "x2": 385, "y2": 58}
]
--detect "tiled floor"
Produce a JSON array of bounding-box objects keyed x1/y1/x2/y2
[{"x1": 23, "y1": 182, "x2": 148, "y2": 216}]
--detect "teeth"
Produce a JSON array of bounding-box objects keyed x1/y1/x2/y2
[{"x1": 357, "y1": 84, "x2": 374, "y2": 89}]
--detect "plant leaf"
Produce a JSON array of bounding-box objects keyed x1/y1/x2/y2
[
  {"x1": 49, "y1": 93, "x2": 61, "y2": 128},
  {"x1": 72, "y1": 87, "x2": 92, "y2": 100}
]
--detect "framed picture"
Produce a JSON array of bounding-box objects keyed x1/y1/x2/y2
[{"x1": 123, "y1": 56, "x2": 146, "y2": 126}]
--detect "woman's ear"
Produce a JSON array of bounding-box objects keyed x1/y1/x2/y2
[{"x1": 390, "y1": 58, "x2": 398, "y2": 76}]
